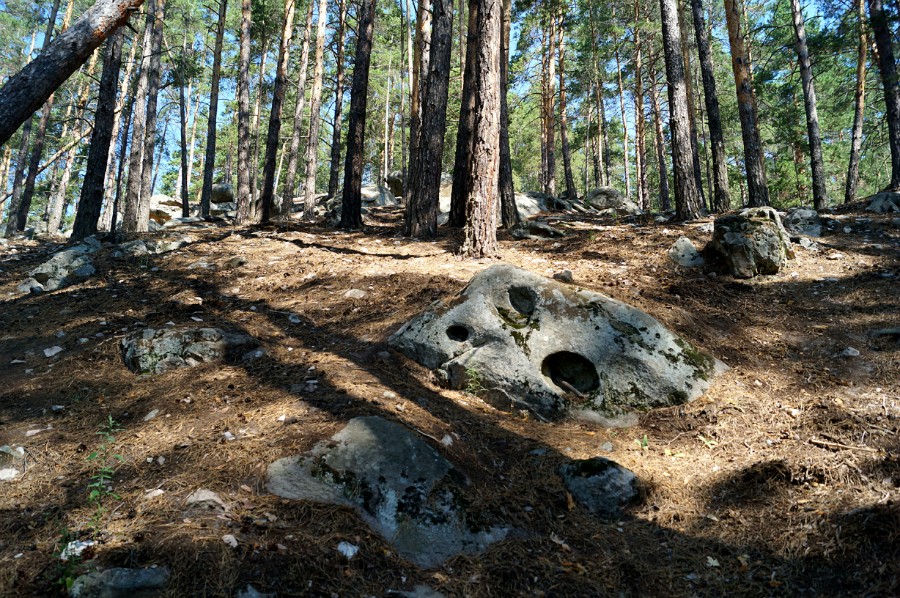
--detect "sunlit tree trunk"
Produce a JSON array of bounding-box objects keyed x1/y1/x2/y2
[
  {"x1": 633, "y1": 4, "x2": 649, "y2": 209},
  {"x1": 649, "y1": 56, "x2": 671, "y2": 211},
  {"x1": 281, "y1": 0, "x2": 314, "y2": 217},
  {"x1": 498, "y1": 0, "x2": 517, "y2": 227},
  {"x1": 558, "y1": 20, "x2": 576, "y2": 200},
  {"x1": 235, "y1": 0, "x2": 253, "y2": 224},
  {"x1": 846, "y1": 0, "x2": 867, "y2": 203},
  {"x1": 302, "y1": 0, "x2": 330, "y2": 219},
  {"x1": 614, "y1": 36, "x2": 630, "y2": 197},
  {"x1": 448, "y1": 0, "x2": 478, "y2": 227},
  {"x1": 327, "y1": 0, "x2": 348, "y2": 199},
  {"x1": 199, "y1": 0, "x2": 228, "y2": 218}
]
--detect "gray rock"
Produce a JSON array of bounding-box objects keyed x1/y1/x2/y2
[
  {"x1": 121, "y1": 327, "x2": 258, "y2": 374},
  {"x1": 69, "y1": 567, "x2": 169, "y2": 598},
  {"x1": 386, "y1": 170, "x2": 404, "y2": 198},
  {"x1": 510, "y1": 220, "x2": 566, "y2": 240},
  {"x1": 114, "y1": 235, "x2": 192, "y2": 259},
  {"x1": 585, "y1": 187, "x2": 641, "y2": 216},
  {"x1": 559, "y1": 457, "x2": 638, "y2": 517},
  {"x1": 388, "y1": 265, "x2": 726, "y2": 423},
  {"x1": 185, "y1": 488, "x2": 228, "y2": 512},
  {"x1": 514, "y1": 191, "x2": 552, "y2": 219},
  {"x1": 25, "y1": 240, "x2": 99, "y2": 292},
  {"x1": 710, "y1": 207, "x2": 795, "y2": 278},
  {"x1": 211, "y1": 183, "x2": 234, "y2": 204},
  {"x1": 865, "y1": 192, "x2": 900, "y2": 213},
  {"x1": 552, "y1": 270, "x2": 574, "y2": 284},
  {"x1": 344, "y1": 288, "x2": 366, "y2": 300},
  {"x1": 668, "y1": 236, "x2": 705, "y2": 268},
  {"x1": 696, "y1": 222, "x2": 715, "y2": 234},
  {"x1": 267, "y1": 416, "x2": 508, "y2": 568},
  {"x1": 783, "y1": 207, "x2": 822, "y2": 237}
]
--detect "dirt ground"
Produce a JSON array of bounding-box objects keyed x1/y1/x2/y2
[{"x1": 0, "y1": 204, "x2": 897, "y2": 597}]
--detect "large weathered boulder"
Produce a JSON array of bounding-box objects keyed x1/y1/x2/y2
[
  {"x1": 148, "y1": 194, "x2": 184, "y2": 225},
  {"x1": 386, "y1": 170, "x2": 404, "y2": 198},
  {"x1": 210, "y1": 183, "x2": 234, "y2": 204},
  {"x1": 782, "y1": 207, "x2": 822, "y2": 237},
  {"x1": 710, "y1": 207, "x2": 795, "y2": 278},
  {"x1": 865, "y1": 192, "x2": 900, "y2": 213},
  {"x1": 559, "y1": 457, "x2": 639, "y2": 518},
  {"x1": 389, "y1": 265, "x2": 726, "y2": 425},
  {"x1": 19, "y1": 237, "x2": 100, "y2": 293},
  {"x1": 585, "y1": 187, "x2": 641, "y2": 216},
  {"x1": 267, "y1": 416, "x2": 507, "y2": 567},
  {"x1": 121, "y1": 327, "x2": 257, "y2": 374},
  {"x1": 69, "y1": 567, "x2": 169, "y2": 598}
]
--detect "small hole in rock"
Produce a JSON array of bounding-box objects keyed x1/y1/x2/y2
[
  {"x1": 446, "y1": 325, "x2": 470, "y2": 342},
  {"x1": 541, "y1": 352, "x2": 600, "y2": 394},
  {"x1": 508, "y1": 285, "x2": 538, "y2": 316}
]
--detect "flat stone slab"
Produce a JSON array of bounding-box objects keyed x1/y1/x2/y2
[
  {"x1": 267, "y1": 416, "x2": 507, "y2": 568},
  {"x1": 121, "y1": 327, "x2": 257, "y2": 374},
  {"x1": 389, "y1": 264, "x2": 726, "y2": 425}
]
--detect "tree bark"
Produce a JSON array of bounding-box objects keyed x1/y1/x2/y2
[
  {"x1": 448, "y1": 0, "x2": 478, "y2": 228},
  {"x1": 633, "y1": 4, "x2": 649, "y2": 209},
  {"x1": 198, "y1": 0, "x2": 227, "y2": 218},
  {"x1": 4, "y1": 121, "x2": 33, "y2": 237},
  {"x1": 0, "y1": 0, "x2": 145, "y2": 147},
  {"x1": 136, "y1": 0, "x2": 166, "y2": 218},
  {"x1": 846, "y1": 0, "x2": 867, "y2": 203},
  {"x1": 178, "y1": 41, "x2": 190, "y2": 217},
  {"x1": 327, "y1": 0, "x2": 347, "y2": 199},
  {"x1": 659, "y1": 0, "x2": 702, "y2": 220},
  {"x1": 498, "y1": 0, "x2": 517, "y2": 228},
  {"x1": 405, "y1": 0, "x2": 454, "y2": 238},
  {"x1": 544, "y1": 16, "x2": 556, "y2": 197},
  {"x1": 72, "y1": 29, "x2": 124, "y2": 241},
  {"x1": 724, "y1": 0, "x2": 769, "y2": 206},
  {"x1": 677, "y1": 0, "x2": 706, "y2": 209},
  {"x1": 260, "y1": 0, "x2": 297, "y2": 223},
  {"x1": 339, "y1": 0, "x2": 376, "y2": 228},
  {"x1": 382, "y1": 57, "x2": 392, "y2": 181},
  {"x1": 790, "y1": 0, "x2": 827, "y2": 209},
  {"x1": 281, "y1": 0, "x2": 314, "y2": 217},
  {"x1": 557, "y1": 19, "x2": 576, "y2": 200},
  {"x1": 649, "y1": 55, "x2": 671, "y2": 212},
  {"x1": 250, "y1": 35, "x2": 269, "y2": 215},
  {"x1": 100, "y1": 35, "x2": 137, "y2": 230},
  {"x1": 235, "y1": 0, "x2": 253, "y2": 224},
  {"x1": 868, "y1": 0, "x2": 900, "y2": 188},
  {"x1": 614, "y1": 37, "x2": 630, "y2": 198},
  {"x1": 690, "y1": 0, "x2": 730, "y2": 212},
  {"x1": 460, "y1": 0, "x2": 500, "y2": 258},
  {"x1": 407, "y1": 0, "x2": 434, "y2": 214},
  {"x1": 302, "y1": 0, "x2": 330, "y2": 219}
]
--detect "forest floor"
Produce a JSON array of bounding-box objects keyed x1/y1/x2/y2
[{"x1": 0, "y1": 203, "x2": 898, "y2": 597}]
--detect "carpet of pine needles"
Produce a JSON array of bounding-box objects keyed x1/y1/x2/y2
[{"x1": 0, "y1": 202, "x2": 897, "y2": 597}]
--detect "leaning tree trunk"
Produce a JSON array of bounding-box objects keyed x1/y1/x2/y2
[
  {"x1": 868, "y1": 0, "x2": 900, "y2": 189},
  {"x1": 339, "y1": 0, "x2": 376, "y2": 228},
  {"x1": 71, "y1": 30, "x2": 124, "y2": 241},
  {"x1": 302, "y1": 0, "x2": 330, "y2": 219},
  {"x1": 235, "y1": 0, "x2": 253, "y2": 224},
  {"x1": 260, "y1": 0, "x2": 297, "y2": 223},
  {"x1": 790, "y1": 0, "x2": 827, "y2": 209},
  {"x1": 199, "y1": 0, "x2": 228, "y2": 218},
  {"x1": 460, "y1": 0, "x2": 500, "y2": 259},
  {"x1": 558, "y1": 21, "x2": 576, "y2": 200},
  {"x1": 404, "y1": 0, "x2": 454, "y2": 238},
  {"x1": 724, "y1": 0, "x2": 769, "y2": 206},
  {"x1": 846, "y1": 0, "x2": 868, "y2": 203},
  {"x1": 498, "y1": 0, "x2": 518, "y2": 228},
  {"x1": 280, "y1": 0, "x2": 314, "y2": 217},
  {"x1": 659, "y1": 0, "x2": 702, "y2": 220},
  {"x1": 690, "y1": 0, "x2": 730, "y2": 212},
  {"x1": 0, "y1": 0, "x2": 145, "y2": 147},
  {"x1": 448, "y1": 0, "x2": 478, "y2": 228},
  {"x1": 327, "y1": 0, "x2": 348, "y2": 199}
]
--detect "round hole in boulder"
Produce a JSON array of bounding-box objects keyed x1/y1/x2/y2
[
  {"x1": 446, "y1": 325, "x2": 470, "y2": 342},
  {"x1": 508, "y1": 285, "x2": 538, "y2": 317},
  {"x1": 541, "y1": 352, "x2": 600, "y2": 394}
]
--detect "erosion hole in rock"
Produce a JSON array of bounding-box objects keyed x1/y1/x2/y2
[
  {"x1": 508, "y1": 285, "x2": 538, "y2": 317},
  {"x1": 541, "y1": 352, "x2": 600, "y2": 394},
  {"x1": 446, "y1": 325, "x2": 470, "y2": 342}
]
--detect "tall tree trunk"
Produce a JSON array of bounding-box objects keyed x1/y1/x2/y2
[
  {"x1": 100, "y1": 35, "x2": 138, "y2": 230},
  {"x1": 122, "y1": 1, "x2": 157, "y2": 231},
  {"x1": 403, "y1": 0, "x2": 414, "y2": 196},
  {"x1": 199, "y1": 0, "x2": 228, "y2": 218},
  {"x1": 498, "y1": 0, "x2": 517, "y2": 227},
  {"x1": 660, "y1": 0, "x2": 702, "y2": 219},
  {"x1": 407, "y1": 0, "x2": 434, "y2": 212},
  {"x1": 137, "y1": 0, "x2": 166, "y2": 214},
  {"x1": 405, "y1": 0, "x2": 454, "y2": 238},
  {"x1": 0, "y1": 0, "x2": 146, "y2": 147},
  {"x1": 614, "y1": 38, "x2": 630, "y2": 197},
  {"x1": 339, "y1": 0, "x2": 376, "y2": 228},
  {"x1": 302, "y1": 0, "x2": 330, "y2": 219},
  {"x1": 677, "y1": 0, "x2": 706, "y2": 208},
  {"x1": 545, "y1": 16, "x2": 556, "y2": 197},
  {"x1": 557, "y1": 20, "x2": 576, "y2": 200},
  {"x1": 690, "y1": 0, "x2": 730, "y2": 212},
  {"x1": 382, "y1": 58, "x2": 392, "y2": 181},
  {"x1": 633, "y1": 5, "x2": 649, "y2": 209},
  {"x1": 327, "y1": 0, "x2": 347, "y2": 198},
  {"x1": 869, "y1": 0, "x2": 900, "y2": 188},
  {"x1": 588, "y1": 4, "x2": 608, "y2": 187},
  {"x1": 649, "y1": 57, "x2": 671, "y2": 211},
  {"x1": 149, "y1": 115, "x2": 168, "y2": 195},
  {"x1": 260, "y1": 0, "x2": 297, "y2": 223},
  {"x1": 178, "y1": 42, "x2": 190, "y2": 217},
  {"x1": 4, "y1": 122, "x2": 33, "y2": 236},
  {"x1": 72, "y1": 29, "x2": 124, "y2": 241},
  {"x1": 448, "y1": 0, "x2": 478, "y2": 227},
  {"x1": 281, "y1": 0, "x2": 314, "y2": 217},
  {"x1": 790, "y1": 0, "x2": 827, "y2": 209},
  {"x1": 235, "y1": 0, "x2": 253, "y2": 224},
  {"x1": 846, "y1": 0, "x2": 868, "y2": 203},
  {"x1": 724, "y1": 0, "x2": 769, "y2": 206},
  {"x1": 250, "y1": 35, "x2": 269, "y2": 215},
  {"x1": 460, "y1": 0, "x2": 500, "y2": 258}
]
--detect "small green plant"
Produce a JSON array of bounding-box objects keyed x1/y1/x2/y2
[
  {"x1": 86, "y1": 416, "x2": 123, "y2": 537},
  {"x1": 634, "y1": 434, "x2": 650, "y2": 452},
  {"x1": 697, "y1": 434, "x2": 718, "y2": 449},
  {"x1": 464, "y1": 366, "x2": 484, "y2": 396},
  {"x1": 52, "y1": 526, "x2": 81, "y2": 592}
]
